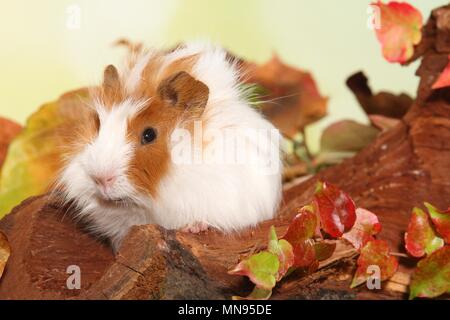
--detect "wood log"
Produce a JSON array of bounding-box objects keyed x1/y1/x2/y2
[{"x1": 0, "y1": 4, "x2": 450, "y2": 300}]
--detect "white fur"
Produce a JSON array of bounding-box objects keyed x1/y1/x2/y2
[
  {"x1": 59, "y1": 43, "x2": 282, "y2": 250},
  {"x1": 124, "y1": 51, "x2": 154, "y2": 93}
]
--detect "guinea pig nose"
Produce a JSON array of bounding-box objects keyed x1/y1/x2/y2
[{"x1": 92, "y1": 174, "x2": 117, "y2": 188}]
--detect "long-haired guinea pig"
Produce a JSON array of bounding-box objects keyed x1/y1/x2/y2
[{"x1": 56, "y1": 42, "x2": 282, "y2": 251}]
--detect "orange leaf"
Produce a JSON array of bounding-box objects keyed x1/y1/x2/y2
[
  {"x1": 0, "y1": 117, "x2": 22, "y2": 169},
  {"x1": 243, "y1": 55, "x2": 327, "y2": 137},
  {"x1": 0, "y1": 231, "x2": 11, "y2": 279},
  {"x1": 351, "y1": 240, "x2": 398, "y2": 288},
  {"x1": 432, "y1": 55, "x2": 450, "y2": 90},
  {"x1": 373, "y1": 1, "x2": 423, "y2": 63}
]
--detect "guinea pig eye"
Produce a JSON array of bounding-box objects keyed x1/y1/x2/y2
[{"x1": 141, "y1": 127, "x2": 157, "y2": 145}]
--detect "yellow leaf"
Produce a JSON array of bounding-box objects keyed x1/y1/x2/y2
[{"x1": 0, "y1": 89, "x2": 88, "y2": 218}]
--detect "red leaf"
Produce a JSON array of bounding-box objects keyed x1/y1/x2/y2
[
  {"x1": 282, "y1": 205, "x2": 318, "y2": 268},
  {"x1": 282, "y1": 205, "x2": 317, "y2": 244},
  {"x1": 291, "y1": 239, "x2": 316, "y2": 268},
  {"x1": 351, "y1": 240, "x2": 398, "y2": 288},
  {"x1": 313, "y1": 181, "x2": 356, "y2": 238},
  {"x1": 425, "y1": 202, "x2": 450, "y2": 244},
  {"x1": 431, "y1": 55, "x2": 450, "y2": 90},
  {"x1": 372, "y1": 1, "x2": 423, "y2": 63},
  {"x1": 405, "y1": 207, "x2": 444, "y2": 258},
  {"x1": 343, "y1": 208, "x2": 382, "y2": 250}
]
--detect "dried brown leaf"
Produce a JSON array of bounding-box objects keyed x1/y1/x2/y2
[{"x1": 0, "y1": 231, "x2": 11, "y2": 279}]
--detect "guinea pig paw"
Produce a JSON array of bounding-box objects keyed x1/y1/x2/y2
[{"x1": 181, "y1": 222, "x2": 209, "y2": 234}]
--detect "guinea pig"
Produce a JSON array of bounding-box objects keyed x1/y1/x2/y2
[{"x1": 56, "y1": 42, "x2": 282, "y2": 251}]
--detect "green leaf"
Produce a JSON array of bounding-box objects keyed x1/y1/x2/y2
[
  {"x1": 228, "y1": 251, "x2": 279, "y2": 290},
  {"x1": 424, "y1": 202, "x2": 450, "y2": 244},
  {"x1": 268, "y1": 226, "x2": 294, "y2": 280},
  {"x1": 405, "y1": 207, "x2": 444, "y2": 258},
  {"x1": 409, "y1": 246, "x2": 450, "y2": 299},
  {"x1": 232, "y1": 286, "x2": 272, "y2": 300}
]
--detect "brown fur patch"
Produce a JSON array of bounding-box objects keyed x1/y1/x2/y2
[
  {"x1": 102, "y1": 65, "x2": 123, "y2": 107},
  {"x1": 57, "y1": 104, "x2": 99, "y2": 166},
  {"x1": 130, "y1": 54, "x2": 199, "y2": 101},
  {"x1": 89, "y1": 65, "x2": 124, "y2": 110},
  {"x1": 126, "y1": 98, "x2": 176, "y2": 197},
  {"x1": 127, "y1": 63, "x2": 209, "y2": 198},
  {"x1": 54, "y1": 90, "x2": 100, "y2": 194}
]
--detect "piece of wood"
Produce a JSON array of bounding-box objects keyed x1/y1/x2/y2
[
  {"x1": 1, "y1": 4, "x2": 450, "y2": 300},
  {"x1": 0, "y1": 196, "x2": 113, "y2": 299}
]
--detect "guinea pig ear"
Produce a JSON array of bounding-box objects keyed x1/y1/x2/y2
[
  {"x1": 102, "y1": 65, "x2": 122, "y2": 104},
  {"x1": 157, "y1": 71, "x2": 209, "y2": 116}
]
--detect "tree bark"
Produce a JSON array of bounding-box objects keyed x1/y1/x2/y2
[{"x1": 0, "y1": 5, "x2": 450, "y2": 300}]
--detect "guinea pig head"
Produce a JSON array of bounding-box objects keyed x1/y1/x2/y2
[
  {"x1": 127, "y1": 70, "x2": 209, "y2": 198},
  {"x1": 60, "y1": 65, "x2": 209, "y2": 206}
]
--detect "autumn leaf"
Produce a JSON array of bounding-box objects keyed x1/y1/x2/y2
[
  {"x1": 424, "y1": 202, "x2": 450, "y2": 244},
  {"x1": 242, "y1": 55, "x2": 327, "y2": 138},
  {"x1": 351, "y1": 240, "x2": 398, "y2": 288},
  {"x1": 228, "y1": 251, "x2": 279, "y2": 290},
  {"x1": 268, "y1": 226, "x2": 294, "y2": 280},
  {"x1": 372, "y1": 1, "x2": 423, "y2": 63},
  {"x1": 282, "y1": 205, "x2": 318, "y2": 267},
  {"x1": 0, "y1": 117, "x2": 22, "y2": 170},
  {"x1": 232, "y1": 286, "x2": 272, "y2": 300},
  {"x1": 0, "y1": 89, "x2": 88, "y2": 218},
  {"x1": 319, "y1": 120, "x2": 380, "y2": 153},
  {"x1": 282, "y1": 205, "x2": 317, "y2": 244},
  {"x1": 405, "y1": 207, "x2": 444, "y2": 258},
  {"x1": 0, "y1": 231, "x2": 10, "y2": 279},
  {"x1": 431, "y1": 55, "x2": 450, "y2": 90},
  {"x1": 409, "y1": 246, "x2": 450, "y2": 299},
  {"x1": 315, "y1": 120, "x2": 380, "y2": 167},
  {"x1": 290, "y1": 239, "x2": 317, "y2": 268},
  {"x1": 314, "y1": 241, "x2": 337, "y2": 261},
  {"x1": 313, "y1": 182, "x2": 357, "y2": 238},
  {"x1": 343, "y1": 208, "x2": 382, "y2": 250}
]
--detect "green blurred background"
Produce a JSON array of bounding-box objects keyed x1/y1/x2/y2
[{"x1": 0, "y1": 0, "x2": 446, "y2": 151}]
